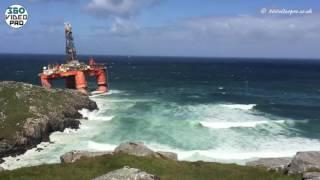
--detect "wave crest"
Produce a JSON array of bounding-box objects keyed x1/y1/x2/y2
[{"x1": 199, "y1": 120, "x2": 285, "y2": 129}]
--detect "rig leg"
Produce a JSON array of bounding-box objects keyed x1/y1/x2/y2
[
  {"x1": 75, "y1": 71, "x2": 88, "y2": 95},
  {"x1": 40, "y1": 76, "x2": 52, "y2": 88},
  {"x1": 95, "y1": 69, "x2": 108, "y2": 93}
]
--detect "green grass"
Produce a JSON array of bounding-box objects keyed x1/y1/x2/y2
[
  {"x1": 0, "y1": 82, "x2": 78, "y2": 139},
  {"x1": 0, "y1": 85, "x2": 32, "y2": 138},
  {"x1": 0, "y1": 154, "x2": 300, "y2": 180}
]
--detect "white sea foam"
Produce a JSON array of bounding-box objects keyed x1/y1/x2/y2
[
  {"x1": 87, "y1": 141, "x2": 117, "y2": 151},
  {"x1": 200, "y1": 120, "x2": 285, "y2": 129},
  {"x1": 0, "y1": 95, "x2": 316, "y2": 171},
  {"x1": 220, "y1": 104, "x2": 256, "y2": 110},
  {"x1": 90, "y1": 90, "x2": 124, "y2": 98},
  {"x1": 146, "y1": 137, "x2": 320, "y2": 165},
  {"x1": 106, "y1": 90, "x2": 124, "y2": 95},
  {"x1": 79, "y1": 109, "x2": 114, "y2": 121}
]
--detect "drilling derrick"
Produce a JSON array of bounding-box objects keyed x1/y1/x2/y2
[
  {"x1": 65, "y1": 23, "x2": 78, "y2": 63},
  {"x1": 39, "y1": 23, "x2": 109, "y2": 95}
]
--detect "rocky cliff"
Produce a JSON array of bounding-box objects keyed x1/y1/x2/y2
[{"x1": 0, "y1": 81, "x2": 97, "y2": 160}]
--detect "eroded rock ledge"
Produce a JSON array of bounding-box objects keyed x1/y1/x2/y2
[
  {"x1": 247, "y1": 151, "x2": 320, "y2": 179},
  {"x1": 0, "y1": 81, "x2": 97, "y2": 160},
  {"x1": 60, "y1": 142, "x2": 178, "y2": 163}
]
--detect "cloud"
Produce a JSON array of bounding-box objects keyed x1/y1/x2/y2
[
  {"x1": 93, "y1": 17, "x2": 140, "y2": 36},
  {"x1": 88, "y1": 14, "x2": 320, "y2": 58},
  {"x1": 109, "y1": 18, "x2": 140, "y2": 36},
  {"x1": 180, "y1": 15, "x2": 320, "y2": 40},
  {"x1": 84, "y1": 0, "x2": 159, "y2": 18}
]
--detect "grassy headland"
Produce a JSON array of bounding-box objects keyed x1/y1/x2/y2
[{"x1": 0, "y1": 154, "x2": 300, "y2": 180}]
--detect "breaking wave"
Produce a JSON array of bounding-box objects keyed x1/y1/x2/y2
[
  {"x1": 87, "y1": 141, "x2": 117, "y2": 151},
  {"x1": 220, "y1": 104, "x2": 256, "y2": 110},
  {"x1": 199, "y1": 120, "x2": 285, "y2": 129},
  {"x1": 1, "y1": 89, "x2": 318, "y2": 170}
]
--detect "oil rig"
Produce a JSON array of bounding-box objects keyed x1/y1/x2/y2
[{"x1": 39, "y1": 23, "x2": 108, "y2": 95}]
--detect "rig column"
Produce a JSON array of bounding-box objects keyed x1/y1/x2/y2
[
  {"x1": 40, "y1": 75, "x2": 52, "y2": 88},
  {"x1": 95, "y1": 69, "x2": 108, "y2": 93},
  {"x1": 75, "y1": 71, "x2": 88, "y2": 94}
]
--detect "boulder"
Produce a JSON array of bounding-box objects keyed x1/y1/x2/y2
[
  {"x1": 92, "y1": 166, "x2": 160, "y2": 180},
  {"x1": 0, "y1": 167, "x2": 4, "y2": 172},
  {"x1": 156, "y1": 151, "x2": 178, "y2": 161},
  {"x1": 114, "y1": 142, "x2": 177, "y2": 160},
  {"x1": 61, "y1": 150, "x2": 113, "y2": 163},
  {"x1": 288, "y1": 151, "x2": 320, "y2": 174},
  {"x1": 246, "y1": 157, "x2": 292, "y2": 171},
  {"x1": 114, "y1": 142, "x2": 155, "y2": 157},
  {"x1": 302, "y1": 172, "x2": 320, "y2": 180}
]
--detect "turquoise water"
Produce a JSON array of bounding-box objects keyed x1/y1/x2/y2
[{"x1": 1, "y1": 54, "x2": 320, "y2": 169}]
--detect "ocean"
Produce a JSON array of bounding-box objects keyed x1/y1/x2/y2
[{"x1": 1, "y1": 54, "x2": 320, "y2": 169}]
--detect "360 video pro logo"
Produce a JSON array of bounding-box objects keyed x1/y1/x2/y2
[{"x1": 5, "y1": 5, "x2": 28, "y2": 28}]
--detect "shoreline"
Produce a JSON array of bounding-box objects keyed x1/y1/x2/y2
[
  {"x1": 0, "y1": 89, "x2": 315, "y2": 171},
  {"x1": 1, "y1": 141, "x2": 315, "y2": 179},
  {"x1": 0, "y1": 81, "x2": 97, "y2": 165},
  {"x1": 1, "y1": 82, "x2": 320, "y2": 179}
]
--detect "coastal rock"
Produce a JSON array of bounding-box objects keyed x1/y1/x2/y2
[
  {"x1": 61, "y1": 150, "x2": 113, "y2": 163},
  {"x1": 302, "y1": 172, "x2": 320, "y2": 180},
  {"x1": 114, "y1": 142, "x2": 177, "y2": 160},
  {"x1": 0, "y1": 81, "x2": 97, "y2": 159},
  {"x1": 288, "y1": 151, "x2": 320, "y2": 174},
  {"x1": 92, "y1": 166, "x2": 160, "y2": 180},
  {"x1": 246, "y1": 157, "x2": 292, "y2": 171},
  {"x1": 155, "y1": 151, "x2": 178, "y2": 161},
  {"x1": 114, "y1": 142, "x2": 155, "y2": 157}
]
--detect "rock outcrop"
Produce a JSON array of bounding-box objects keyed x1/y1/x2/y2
[
  {"x1": 92, "y1": 166, "x2": 160, "y2": 180},
  {"x1": 156, "y1": 151, "x2": 178, "y2": 160},
  {"x1": 287, "y1": 151, "x2": 320, "y2": 174},
  {"x1": 246, "y1": 157, "x2": 292, "y2": 171},
  {"x1": 114, "y1": 142, "x2": 155, "y2": 157},
  {"x1": 60, "y1": 150, "x2": 113, "y2": 163},
  {"x1": 0, "y1": 81, "x2": 97, "y2": 160},
  {"x1": 302, "y1": 172, "x2": 320, "y2": 180},
  {"x1": 61, "y1": 142, "x2": 178, "y2": 164},
  {"x1": 114, "y1": 142, "x2": 178, "y2": 160}
]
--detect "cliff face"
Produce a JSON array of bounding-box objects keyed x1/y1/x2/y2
[{"x1": 0, "y1": 81, "x2": 97, "y2": 159}]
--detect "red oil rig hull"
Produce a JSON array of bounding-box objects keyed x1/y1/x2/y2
[
  {"x1": 40, "y1": 63, "x2": 108, "y2": 95},
  {"x1": 39, "y1": 23, "x2": 108, "y2": 95}
]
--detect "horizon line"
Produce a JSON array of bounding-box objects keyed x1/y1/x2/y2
[{"x1": 0, "y1": 52, "x2": 319, "y2": 61}]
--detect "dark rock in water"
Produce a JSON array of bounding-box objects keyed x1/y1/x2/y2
[
  {"x1": 114, "y1": 142, "x2": 178, "y2": 161},
  {"x1": 92, "y1": 166, "x2": 160, "y2": 180},
  {"x1": 0, "y1": 81, "x2": 97, "y2": 159},
  {"x1": 36, "y1": 148, "x2": 44, "y2": 152},
  {"x1": 303, "y1": 172, "x2": 320, "y2": 180},
  {"x1": 60, "y1": 150, "x2": 113, "y2": 163},
  {"x1": 246, "y1": 157, "x2": 292, "y2": 172},
  {"x1": 288, "y1": 151, "x2": 320, "y2": 174}
]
